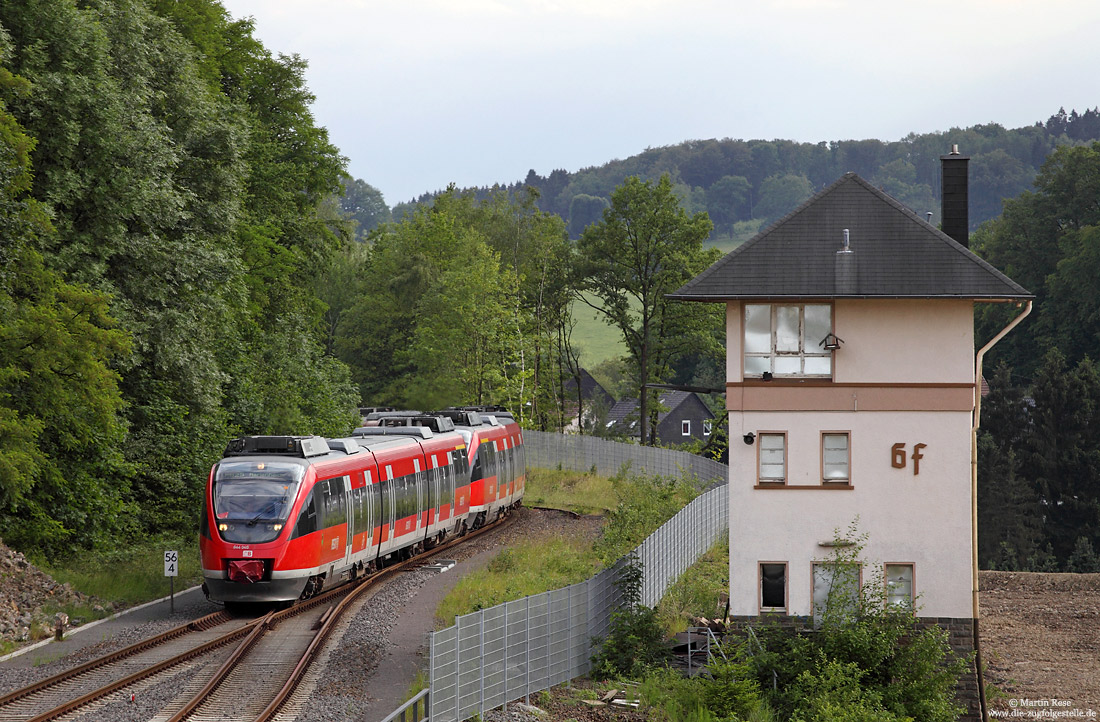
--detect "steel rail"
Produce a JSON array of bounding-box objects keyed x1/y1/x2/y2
[
  {"x1": 20, "y1": 616, "x2": 262, "y2": 722},
  {"x1": 164, "y1": 510, "x2": 518, "y2": 722},
  {"x1": 0, "y1": 610, "x2": 233, "y2": 709}
]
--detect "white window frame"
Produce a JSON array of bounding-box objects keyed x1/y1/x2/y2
[
  {"x1": 757, "y1": 432, "x2": 786, "y2": 484},
  {"x1": 681, "y1": 420, "x2": 691, "y2": 436},
  {"x1": 885, "y1": 563, "x2": 915, "y2": 610},
  {"x1": 822, "y1": 432, "x2": 851, "y2": 484},
  {"x1": 703, "y1": 419, "x2": 713, "y2": 437},
  {"x1": 744, "y1": 303, "x2": 833, "y2": 378}
]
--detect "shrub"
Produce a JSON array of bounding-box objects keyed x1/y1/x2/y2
[
  {"x1": 746, "y1": 521, "x2": 968, "y2": 722},
  {"x1": 789, "y1": 655, "x2": 912, "y2": 722},
  {"x1": 591, "y1": 558, "x2": 672, "y2": 679}
]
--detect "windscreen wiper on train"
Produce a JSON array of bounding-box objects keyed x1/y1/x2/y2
[{"x1": 247, "y1": 496, "x2": 286, "y2": 527}]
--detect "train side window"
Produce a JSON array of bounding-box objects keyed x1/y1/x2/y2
[
  {"x1": 200, "y1": 499, "x2": 211, "y2": 539},
  {"x1": 398, "y1": 476, "x2": 411, "y2": 519},
  {"x1": 379, "y1": 479, "x2": 392, "y2": 527},
  {"x1": 319, "y1": 477, "x2": 347, "y2": 528},
  {"x1": 291, "y1": 494, "x2": 318, "y2": 538},
  {"x1": 431, "y1": 457, "x2": 441, "y2": 508},
  {"x1": 353, "y1": 486, "x2": 368, "y2": 535}
]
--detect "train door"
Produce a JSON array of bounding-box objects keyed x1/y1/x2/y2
[
  {"x1": 430, "y1": 455, "x2": 440, "y2": 525},
  {"x1": 342, "y1": 475, "x2": 354, "y2": 567},
  {"x1": 446, "y1": 452, "x2": 455, "y2": 511},
  {"x1": 385, "y1": 464, "x2": 396, "y2": 543},
  {"x1": 503, "y1": 438, "x2": 512, "y2": 499},
  {"x1": 364, "y1": 469, "x2": 375, "y2": 545},
  {"x1": 412, "y1": 458, "x2": 422, "y2": 531}
]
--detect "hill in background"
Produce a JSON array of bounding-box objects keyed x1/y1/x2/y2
[{"x1": 390, "y1": 107, "x2": 1100, "y2": 251}]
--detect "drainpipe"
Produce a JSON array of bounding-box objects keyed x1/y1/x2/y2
[{"x1": 971, "y1": 299, "x2": 1032, "y2": 722}]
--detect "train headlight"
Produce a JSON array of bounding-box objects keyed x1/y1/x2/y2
[
  {"x1": 218, "y1": 523, "x2": 229, "y2": 532},
  {"x1": 272, "y1": 524, "x2": 282, "y2": 531}
]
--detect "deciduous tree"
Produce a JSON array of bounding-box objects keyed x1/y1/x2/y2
[{"x1": 577, "y1": 175, "x2": 720, "y2": 444}]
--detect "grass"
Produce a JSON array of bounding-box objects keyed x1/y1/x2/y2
[
  {"x1": 39, "y1": 537, "x2": 204, "y2": 609},
  {"x1": 524, "y1": 467, "x2": 618, "y2": 515},
  {"x1": 656, "y1": 538, "x2": 729, "y2": 636},
  {"x1": 0, "y1": 537, "x2": 204, "y2": 656},
  {"x1": 570, "y1": 293, "x2": 626, "y2": 367},
  {"x1": 435, "y1": 536, "x2": 601, "y2": 626},
  {"x1": 568, "y1": 221, "x2": 757, "y2": 369},
  {"x1": 435, "y1": 465, "x2": 701, "y2": 625}
]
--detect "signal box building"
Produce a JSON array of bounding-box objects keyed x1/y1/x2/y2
[{"x1": 670, "y1": 156, "x2": 1031, "y2": 644}]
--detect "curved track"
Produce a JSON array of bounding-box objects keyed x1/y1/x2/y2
[{"x1": 0, "y1": 512, "x2": 516, "y2": 722}]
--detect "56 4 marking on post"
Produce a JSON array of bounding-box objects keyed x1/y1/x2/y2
[{"x1": 164, "y1": 550, "x2": 179, "y2": 577}]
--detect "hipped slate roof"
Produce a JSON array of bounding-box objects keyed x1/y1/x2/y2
[{"x1": 670, "y1": 173, "x2": 1032, "y2": 301}]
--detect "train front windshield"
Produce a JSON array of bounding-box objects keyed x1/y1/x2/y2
[{"x1": 213, "y1": 460, "x2": 305, "y2": 543}]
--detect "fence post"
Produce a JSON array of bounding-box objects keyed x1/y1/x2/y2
[
  {"x1": 530, "y1": 594, "x2": 534, "y2": 704},
  {"x1": 479, "y1": 610, "x2": 485, "y2": 720},
  {"x1": 428, "y1": 631, "x2": 435, "y2": 722}
]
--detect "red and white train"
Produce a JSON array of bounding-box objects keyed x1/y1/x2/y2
[{"x1": 200, "y1": 408, "x2": 525, "y2": 605}]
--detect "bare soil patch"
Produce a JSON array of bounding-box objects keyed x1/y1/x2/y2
[{"x1": 980, "y1": 570, "x2": 1100, "y2": 710}]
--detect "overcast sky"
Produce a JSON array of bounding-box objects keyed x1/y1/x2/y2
[{"x1": 220, "y1": 0, "x2": 1100, "y2": 205}]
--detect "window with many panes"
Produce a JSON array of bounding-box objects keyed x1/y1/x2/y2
[
  {"x1": 758, "y1": 433, "x2": 786, "y2": 483},
  {"x1": 822, "y1": 432, "x2": 850, "y2": 484},
  {"x1": 744, "y1": 304, "x2": 833, "y2": 378}
]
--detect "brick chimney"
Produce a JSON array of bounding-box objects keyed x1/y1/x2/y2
[{"x1": 940, "y1": 145, "x2": 970, "y2": 247}]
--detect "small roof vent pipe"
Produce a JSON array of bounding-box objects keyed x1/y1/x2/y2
[
  {"x1": 926, "y1": 212, "x2": 933, "y2": 223},
  {"x1": 836, "y1": 228, "x2": 855, "y2": 294}
]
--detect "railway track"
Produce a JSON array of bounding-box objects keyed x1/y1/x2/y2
[{"x1": 0, "y1": 512, "x2": 515, "y2": 722}]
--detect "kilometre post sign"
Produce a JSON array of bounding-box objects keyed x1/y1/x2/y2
[{"x1": 164, "y1": 550, "x2": 179, "y2": 577}]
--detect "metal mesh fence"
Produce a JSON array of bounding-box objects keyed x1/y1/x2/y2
[
  {"x1": 522, "y1": 430, "x2": 727, "y2": 488},
  {"x1": 427, "y1": 433, "x2": 729, "y2": 722}
]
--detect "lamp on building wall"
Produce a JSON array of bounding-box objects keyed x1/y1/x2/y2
[
  {"x1": 820, "y1": 333, "x2": 844, "y2": 351},
  {"x1": 743, "y1": 432, "x2": 756, "y2": 445}
]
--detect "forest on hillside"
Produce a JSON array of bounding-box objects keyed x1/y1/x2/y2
[
  {"x1": 387, "y1": 108, "x2": 1100, "y2": 244},
  {"x1": 1, "y1": 0, "x2": 1097, "y2": 576},
  {"x1": 0, "y1": 0, "x2": 719, "y2": 560},
  {"x1": 0, "y1": 0, "x2": 360, "y2": 557}
]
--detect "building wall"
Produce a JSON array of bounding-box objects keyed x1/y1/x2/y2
[
  {"x1": 724, "y1": 299, "x2": 977, "y2": 619},
  {"x1": 656, "y1": 396, "x2": 714, "y2": 446}
]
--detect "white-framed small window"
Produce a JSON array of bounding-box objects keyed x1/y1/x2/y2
[
  {"x1": 759, "y1": 562, "x2": 787, "y2": 612},
  {"x1": 744, "y1": 303, "x2": 833, "y2": 378},
  {"x1": 758, "y1": 432, "x2": 786, "y2": 483},
  {"x1": 681, "y1": 420, "x2": 691, "y2": 436},
  {"x1": 703, "y1": 419, "x2": 713, "y2": 437},
  {"x1": 885, "y1": 563, "x2": 915, "y2": 610},
  {"x1": 822, "y1": 432, "x2": 850, "y2": 484}
]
